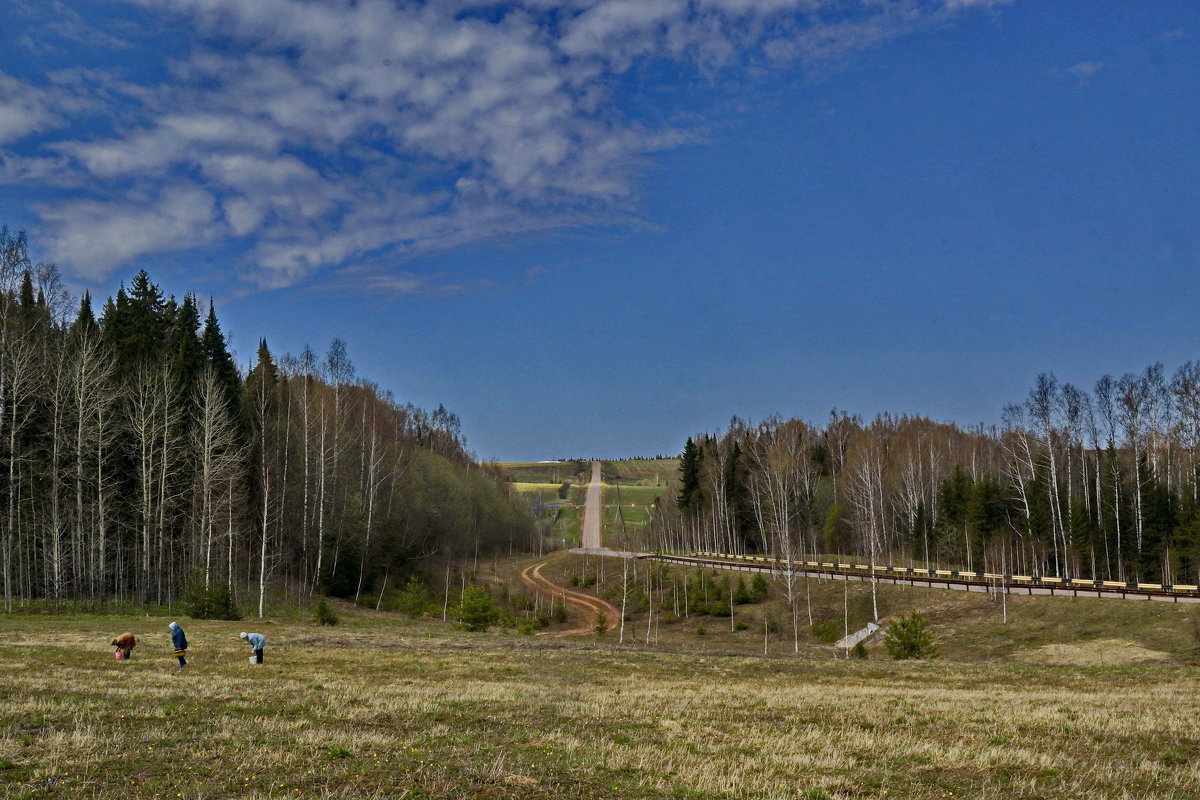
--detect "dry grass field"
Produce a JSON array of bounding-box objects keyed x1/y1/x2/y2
[
  {"x1": 2, "y1": 621, "x2": 1198, "y2": 799},
  {"x1": 4, "y1": 560, "x2": 1200, "y2": 799}
]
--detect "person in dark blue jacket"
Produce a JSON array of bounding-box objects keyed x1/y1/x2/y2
[{"x1": 168, "y1": 621, "x2": 188, "y2": 669}]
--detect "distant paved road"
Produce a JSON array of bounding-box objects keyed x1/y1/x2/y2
[{"x1": 581, "y1": 461, "x2": 602, "y2": 549}]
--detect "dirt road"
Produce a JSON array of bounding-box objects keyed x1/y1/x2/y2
[
  {"x1": 581, "y1": 461, "x2": 603, "y2": 549},
  {"x1": 519, "y1": 561, "x2": 620, "y2": 636}
]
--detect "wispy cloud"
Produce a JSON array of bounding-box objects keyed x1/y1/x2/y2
[
  {"x1": 4, "y1": 0, "x2": 1009, "y2": 289},
  {"x1": 1068, "y1": 60, "x2": 1104, "y2": 82}
]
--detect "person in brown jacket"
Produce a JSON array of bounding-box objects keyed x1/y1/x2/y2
[{"x1": 111, "y1": 632, "x2": 136, "y2": 659}]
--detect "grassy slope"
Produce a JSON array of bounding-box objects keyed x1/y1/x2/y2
[
  {"x1": 500, "y1": 463, "x2": 587, "y2": 485},
  {"x1": 601, "y1": 458, "x2": 679, "y2": 485},
  {"x1": 3, "y1": 605, "x2": 1199, "y2": 799},
  {"x1": 503, "y1": 464, "x2": 589, "y2": 547},
  {"x1": 505, "y1": 460, "x2": 677, "y2": 549},
  {"x1": 541, "y1": 553, "x2": 1200, "y2": 662},
  {"x1": 6, "y1": 554, "x2": 1200, "y2": 799},
  {"x1": 598, "y1": 460, "x2": 676, "y2": 545}
]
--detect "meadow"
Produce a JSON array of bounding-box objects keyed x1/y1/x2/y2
[
  {"x1": 4, "y1": 558, "x2": 1200, "y2": 799},
  {"x1": 504, "y1": 459, "x2": 676, "y2": 548}
]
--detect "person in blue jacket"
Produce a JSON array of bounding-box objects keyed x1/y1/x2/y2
[
  {"x1": 168, "y1": 621, "x2": 188, "y2": 669},
  {"x1": 240, "y1": 632, "x2": 266, "y2": 664}
]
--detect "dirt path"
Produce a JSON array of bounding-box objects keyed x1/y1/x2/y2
[
  {"x1": 580, "y1": 461, "x2": 603, "y2": 549},
  {"x1": 519, "y1": 561, "x2": 620, "y2": 636}
]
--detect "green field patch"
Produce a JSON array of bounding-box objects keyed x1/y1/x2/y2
[{"x1": 499, "y1": 461, "x2": 589, "y2": 484}]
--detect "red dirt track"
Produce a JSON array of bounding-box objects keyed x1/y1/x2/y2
[{"x1": 519, "y1": 561, "x2": 620, "y2": 636}]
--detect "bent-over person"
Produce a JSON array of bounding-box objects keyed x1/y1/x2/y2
[
  {"x1": 111, "y1": 632, "x2": 136, "y2": 659},
  {"x1": 240, "y1": 632, "x2": 265, "y2": 664}
]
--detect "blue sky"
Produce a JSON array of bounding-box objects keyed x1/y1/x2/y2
[{"x1": 2, "y1": 1, "x2": 1198, "y2": 460}]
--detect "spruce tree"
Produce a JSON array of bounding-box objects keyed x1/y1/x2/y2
[
  {"x1": 201, "y1": 300, "x2": 242, "y2": 420},
  {"x1": 678, "y1": 437, "x2": 701, "y2": 513},
  {"x1": 101, "y1": 271, "x2": 171, "y2": 370},
  {"x1": 883, "y1": 611, "x2": 938, "y2": 660},
  {"x1": 172, "y1": 293, "x2": 205, "y2": 402},
  {"x1": 71, "y1": 290, "x2": 98, "y2": 337},
  {"x1": 18, "y1": 269, "x2": 34, "y2": 308},
  {"x1": 244, "y1": 338, "x2": 278, "y2": 411}
]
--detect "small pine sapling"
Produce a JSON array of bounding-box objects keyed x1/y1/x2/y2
[
  {"x1": 315, "y1": 595, "x2": 340, "y2": 626},
  {"x1": 883, "y1": 611, "x2": 938, "y2": 660}
]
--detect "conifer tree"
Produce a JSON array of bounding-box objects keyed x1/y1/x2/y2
[
  {"x1": 678, "y1": 437, "x2": 701, "y2": 513},
  {"x1": 72, "y1": 291, "x2": 97, "y2": 338},
  {"x1": 201, "y1": 300, "x2": 242, "y2": 421},
  {"x1": 172, "y1": 294, "x2": 205, "y2": 403}
]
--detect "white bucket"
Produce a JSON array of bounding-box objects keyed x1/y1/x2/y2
[{"x1": 249, "y1": 656, "x2": 258, "y2": 664}]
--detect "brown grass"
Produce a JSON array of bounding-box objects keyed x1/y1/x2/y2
[{"x1": 3, "y1": 562, "x2": 1200, "y2": 799}]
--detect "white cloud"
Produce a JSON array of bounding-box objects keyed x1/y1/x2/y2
[
  {"x1": 1068, "y1": 60, "x2": 1103, "y2": 81},
  {"x1": 7, "y1": 0, "x2": 1008, "y2": 286},
  {"x1": 0, "y1": 73, "x2": 61, "y2": 145},
  {"x1": 37, "y1": 185, "x2": 222, "y2": 279}
]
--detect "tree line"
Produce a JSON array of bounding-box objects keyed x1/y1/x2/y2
[
  {"x1": 653, "y1": 366, "x2": 1200, "y2": 590},
  {"x1": 0, "y1": 227, "x2": 534, "y2": 614}
]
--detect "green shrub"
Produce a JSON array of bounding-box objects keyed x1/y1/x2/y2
[
  {"x1": 593, "y1": 611, "x2": 608, "y2": 635},
  {"x1": 182, "y1": 572, "x2": 242, "y2": 620},
  {"x1": 810, "y1": 619, "x2": 842, "y2": 643},
  {"x1": 734, "y1": 619, "x2": 749, "y2": 631},
  {"x1": 883, "y1": 611, "x2": 938, "y2": 660},
  {"x1": 315, "y1": 596, "x2": 340, "y2": 626},
  {"x1": 750, "y1": 573, "x2": 770, "y2": 602},
  {"x1": 395, "y1": 574, "x2": 431, "y2": 617},
  {"x1": 328, "y1": 745, "x2": 353, "y2": 759},
  {"x1": 734, "y1": 576, "x2": 751, "y2": 604},
  {"x1": 695, "y1": 626, "x2": 707, "y2": 637},
  {"x1": 455, "y1": 585, "x2": 498, "y2": 632},
  {"x1": 851, "y1": 640, "x2": 868, "y2": 659}
]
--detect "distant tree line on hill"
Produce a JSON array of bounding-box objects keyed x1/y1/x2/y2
[
  {"x1": 656, "y1": 366, "x2": 1200, "y2": 587},
  {"x1": 0, "y1": 227, "x2": 533, "y2": 613}
]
